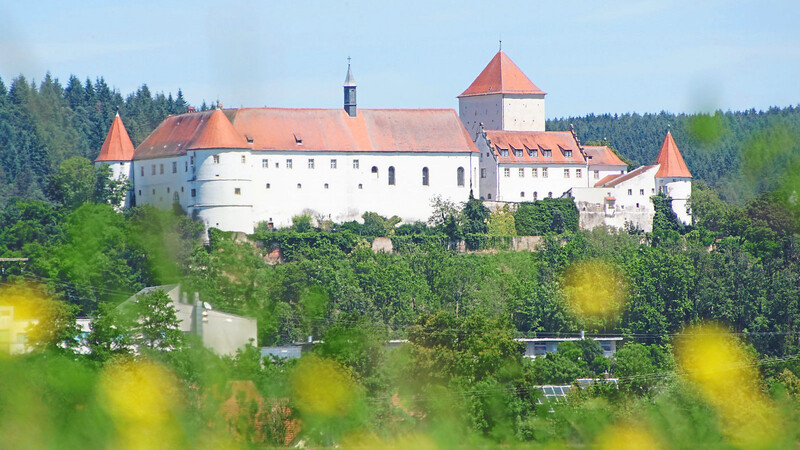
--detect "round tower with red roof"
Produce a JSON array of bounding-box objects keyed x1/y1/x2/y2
[
  {"x1": 654, "y1": 131, "x2": 693, "y2": 225},
  {"x1": 95, "y1": 113, "x2": 135, "y2": 208}
]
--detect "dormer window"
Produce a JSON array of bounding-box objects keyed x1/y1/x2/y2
[
  {"x1": 529, "y1": 148, "x2": 538, "y2": 158},
  {"x1": 542, "y1": 149, "x2": 552, "y2": 158},
  {"x1": 514, "y1": 149, "x2": 523, "y2": 158},
  {"x1": 294, "y1": 133, "x2": 303, "y2": 145},
  {"x1": 500, "y1": 149, "x2": 509, "y2": 157},
  {"x1": 563, "y1": 149, "x2": 572, "y2": 158}
]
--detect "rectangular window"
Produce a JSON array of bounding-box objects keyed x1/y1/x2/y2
[
  {"x1": 160, "y1": 164, "x2": 164, "y2": 174},
  {"x1": 190, "y1": 156, "x2": 194, "y2": 165},
  {"x1": 172, "y1": 162, "x2": 177, "y2": 173},
  {"x1": 576, "y1": 169, "x2": 582, "y2": 178},
  {"x1": 185, "y1": 161, "x2": 188, "y2": 172},
  {"x1": 640, "y1": 189, "x2": 645, "y2": 195},
  {"x1": 564, "y1": 168, "x2": 570, "y2": 178},
  {"x1": 353, "y1": 159, "x2": 359, "y2": 169},
  {"x1": 500, "y1": 149, "x2": 509, "y2": 157},
  {"x1": 330, "y1": 159, "x2": 337, "y2": 169},
  {"x1": 191, "y1": 189, "x2": 196, "y2": 197},
  {"x1": 480, "y1": 168, "x2": 486, "y2": 179},
  {"x1": 212, "y1": 155, "x2": 220, "y2": 164},
  {"x1": 234, "y1": 188, "x2": 241, "y2": 195},
  {"x1": 141, "y1": 167, "x2": 144, "y2": 176},
  {"x1": 262, "y1": 159, "x2": 269, "y2": 168},
  {"x1": 286, "y1": 159, "x2": 293, "y2": 169},
  {"x1": 628, "y1": 189, "x2": 633, "y2": 195},
  {"x1": 542, "y1": 149, "x2": 552, "y2": 158},
  {"x1": 503, "y1": 168, "x2": 510, "y2": 177},
  {"x1": 542, "y1": 168, "x2": 548, "y2": 178},
  {"x1": 151, "y1": 165, "x2": 156, "y2": 175},
  {"x1": 532, "y1": 168, "x2": 538, "y2": 177},
  {"x1": 519, "y1": 168, "x2": 525, "y2": 177},
  {"x1": 515, "y1": 149, "x2": 523, "y2": 158},
  {"x1": 308, "y1": 159, "x2": 315, "y2": 169},
  {"x1": 564, "y1": 150, "x2": 572, "y2": 158},
  {"x1": 594, "y1": 170, "x2": 600, "y2": 179},
  {"x1": 241, "y1": 155, "x2": 246, "y2": 163},
  {"x1": 530, "y1": 148, "x2": 538, "y2": 158}
]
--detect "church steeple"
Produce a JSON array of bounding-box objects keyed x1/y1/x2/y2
[{"x1": 343, "y1": 58, "x2": 357, "y2": 117}]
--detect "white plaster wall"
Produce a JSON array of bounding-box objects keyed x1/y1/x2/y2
[
  {"x1": 497, "y1": 163, "x2": 588, "y2": 201},
  {"x1": 458, "y1": 94, "x2": 502, "y2": 136},
  {"x1": 588, "y1": 164, "x2": 627, "y2": 186},
  {"x1": 571, "y1": 166, "x2": 658, "y2": 232},
  {"x1": 657, "y1": 177, "x2": 692, "y2": 225},
  {"x1": 248, "y1": 150, "x2": 478, "y2": 229},
  {"x1": 133, "y1": 149, "x2": 478, "y2": 233},
  {"x1": 502, "y1": 94, "x2": 546, "y2": 132}
]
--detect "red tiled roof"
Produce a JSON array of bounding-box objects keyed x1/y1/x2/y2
[
  {"x1": 458, "y1": 51, "x2": 546, "y2": 98},
  {"x1": 655, "y1": 131, "x2": 692, "y2": 178},
  {"x1": 595, "y1": 165, "x2": 656, "y2": 187},
  {"x1": 583, "y1": 145, "x2": 627, "y2": 167},
  {"x1": 95, "y1": 114, "x2": 135, "y2": 162},
  {"x1": 133, "y1": 108, "x2": 477, "y2": 160},
  {"x1": 595, "y1": 174, "x2": 621, "y2": 186},
  {"x1": 486, "y1": 130, "x2": 584, "y2": 165}
]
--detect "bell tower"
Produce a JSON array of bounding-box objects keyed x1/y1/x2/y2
[{"x1": 343, "y1": 57, "x2": 357, "y2": 117}]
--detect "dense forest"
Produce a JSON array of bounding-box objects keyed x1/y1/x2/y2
[{"x1": 2, "y1": 73, "x2": 800, "y2": 447}]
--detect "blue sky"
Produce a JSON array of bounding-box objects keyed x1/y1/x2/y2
[{"x1": 1, "y1": 0, "x2": 798, "y2": 118}]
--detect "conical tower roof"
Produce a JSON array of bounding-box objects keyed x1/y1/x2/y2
[
  {"x1": 95, "y1": 113, "x2": 135, "y2": 162},
  {"x1": 458, "y1": 51, "x2": 546, "y2": 98},
  {"x1": 343, "y1": 64, "x2": 356, "y2": 87},
  {"x1": 187, "y1": 108, "x2": 249, "y2": 150},
  {"x1": 655, "y1": 131, "x2": 692, "y2": 178}
]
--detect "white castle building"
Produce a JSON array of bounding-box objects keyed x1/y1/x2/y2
[
  {"x1": 95, "y1": 64, "x2": 479, "y2": 233},
  {"x1": 95, "y1": 51, "x2": 691, "y2": 233},
  {"x1": 456, "y1": 50, "x2": 691, "y2": 231}
]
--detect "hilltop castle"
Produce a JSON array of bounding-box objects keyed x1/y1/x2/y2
[{"x1": 95, "y1": 51, "x2": 691, "y2": 233}]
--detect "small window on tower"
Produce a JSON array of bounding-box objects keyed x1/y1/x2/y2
[
  {"x1": 212, "y1": 155, "x2": 220, "y2": 164},
  {"x1": 297, "y1": 183, "x2": 302, "y2": 189},
  {"x1": 480, "y1": 168, "x2": 486, "y2": 179},
  {"x1": 185, "y1": 161, "x2": 188, "y2": 172},
  {"x1": 520, "y1": 191, "x2": 525, "y2": 198},
  {"x1": 457, "y1": 167, "x2": 465, "y2": 186},
  {"x1": 241, "y1": 155, "x2": 246, "y2": 164},
  {"x1": 266, "y1": 183, "x2": 270, "y2": 189},
  {"x1": 640, "y1": 189, "x2": 645, "y2": 195},
  {"x1": 191, "y1": 189, "x2": 196, "y2": 197},
  {"x1": 234, "y1": 188, "x2": 241, "y2": 195},
  {"x1": 141, "y1": 167, "x2": 144, "y2": 176},
  {"x1": 324, "y1": 183, "x2": 329, "y2": 189}
]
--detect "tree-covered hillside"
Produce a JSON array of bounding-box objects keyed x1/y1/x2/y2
[
  {"x1": 0, "y1": 74, "x2": 190, "y2": 203},
  {"x1": 548, "y1": 106, "x2": 800, "y2": 200}
]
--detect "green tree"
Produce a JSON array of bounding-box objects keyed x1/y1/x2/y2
[
  {"x1": 131, "y1": 289, "x2": 184, "y2": 351},
  {"x1": 87, "y1": 301, "x2": 136, "y2": 360},
  {"x1": 46, "y1": 157, "x2": 96, "y2": 209}
]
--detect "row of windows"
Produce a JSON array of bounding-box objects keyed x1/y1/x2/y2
[
  {"x1": 500, "y1": 167, "x2": 585, "y2": 178},
  {"x1": 628, "y1": 188, "x2": 656, "y2": 196},
  {"x1": 139, "y1": 157, "x2": 195, "y2": 177},
  {"x1": 498, "y1": 148, "x2": 565, "y2": 158},
  {"x1": 261, "y1": 158, "x2": 351, "y2": 169},
  {"x1": 519, "y1": 191, "x2": 554, "y2": 200}
]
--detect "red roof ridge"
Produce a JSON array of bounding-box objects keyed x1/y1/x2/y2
[
  {"x1": 597, "y1": 165, "x2": 657, "y2": 187},
  {"x1": 458, "y1": 51, "x2": 546, "y2": 98},
  {"x1": 95, "y1": 113, "x2": 135, "y2": 162},
  {"x1": 654, "y1": 131, "x2": 692, "y2": 178}
]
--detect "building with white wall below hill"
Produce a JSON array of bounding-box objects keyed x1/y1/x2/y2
[{"x1": 96, "y1": 64, "x2": 478, "y2": 233}]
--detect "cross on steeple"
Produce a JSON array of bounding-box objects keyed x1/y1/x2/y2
[{"x1": 347, "y1": 56, "x2": 351, "y2": 65}]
